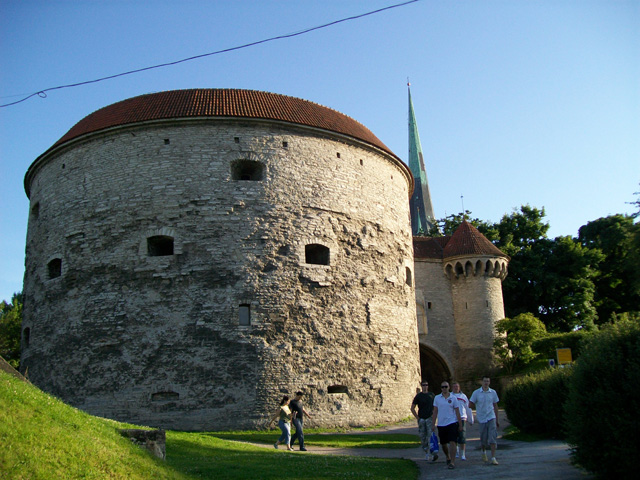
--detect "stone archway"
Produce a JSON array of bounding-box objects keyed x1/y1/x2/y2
[{"x1": 419, "y1": 344, "x2": 451, "y2": 387}]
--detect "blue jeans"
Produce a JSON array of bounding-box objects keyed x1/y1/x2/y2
[
  {"x1": 278, "y1": 420, "x2": 291, "y2": 445},
  {"x1": 291, "y1": 417, "x2": 305, "y2": 448}
]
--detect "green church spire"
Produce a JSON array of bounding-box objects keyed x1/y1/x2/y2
[{"x1": 408, "y1": 84, "x2": 437, "y2": 236}]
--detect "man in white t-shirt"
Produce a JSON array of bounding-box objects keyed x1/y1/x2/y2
[
  {"x1": 469, "y1": 376, "x2": 500, "y2": 465},
  {"x1": 432, "y1": 381, "x2": 463, "y2": 469}
]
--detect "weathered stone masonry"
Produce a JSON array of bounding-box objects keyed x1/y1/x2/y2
[{"x1": 21, "y1": 90, "x2": 421, "y2": 431}]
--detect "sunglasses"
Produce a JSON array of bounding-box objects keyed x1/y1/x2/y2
[{"x1": 441, "y1": 385, "x2": 449, "y2": 389}]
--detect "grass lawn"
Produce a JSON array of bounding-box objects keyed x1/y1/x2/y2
[
  {"x1": 208, "y1": 430, "x2": 419, "y2": 449},
  {"x1": 2, "y1": 371, "x2": 419, "y2": 479},
  {"x1": 167, "y1": 431, "x2": 417, "y2": 479}
]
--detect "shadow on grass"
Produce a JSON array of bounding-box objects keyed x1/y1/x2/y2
[
  {"x1": 206, "y1": 431, "x2": 419, "y2": 449},
  {"x1": 166, "y1": 432, "x2": 419, "y2": 480}
]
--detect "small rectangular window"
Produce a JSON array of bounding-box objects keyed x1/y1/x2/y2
[
  {"x1": 239, "y1": 304, "x2": 250, "y2": 326},
  {"x1": 305, "y1": 244, "x2": 330, "y2": 265},
  {"x1": 151, "y1": 391, "x2": 179, "y2": 402},
  {"x1": 147, "y1": 236, "x2": 174, "y2": 256},
  {"x1": 328, "y1": 385, "x2": 348, "y2": 394},
  {"x1": 231, "y1": 160, "x2": 264, "y2": 181}
]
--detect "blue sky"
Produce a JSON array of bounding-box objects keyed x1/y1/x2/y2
[{"x1": 1, "y1": 0, "x2": 638, "y2": 302}]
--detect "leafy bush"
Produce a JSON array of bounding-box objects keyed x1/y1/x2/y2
[
  {"x1": 564, "y1": 320, "x2": 640, "y2": 478},
  {"x1": 531, "y1": 330, "x2": 593, "y2": 361},
  {"x1": 503, "y1": 367, "x2": 572, "y2": 439}
]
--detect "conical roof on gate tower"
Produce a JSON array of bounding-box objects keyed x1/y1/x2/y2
[{"x1": 443, "y1": 221, "x2": 508, "y2": 259}]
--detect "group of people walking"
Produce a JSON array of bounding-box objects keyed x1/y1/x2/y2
[
  {"x1": 411, "y1": 376, "x2": 500, "y2": 469},
  {"x1": 269, "y1": 376, "x2": 499, "y2": 466}
]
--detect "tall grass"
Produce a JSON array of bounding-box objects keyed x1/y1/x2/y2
[{"x1": 1, "y1": 372, "x2": 418, "y2": 479}]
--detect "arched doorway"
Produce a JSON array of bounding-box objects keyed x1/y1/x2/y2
[{"x1": 419, "y1": 344, "x2": 451, "y2": 387}]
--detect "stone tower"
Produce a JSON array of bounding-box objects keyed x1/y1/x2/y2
[
  {"x1": 443, "y1": 221, "x2": 508, "y2": 376},
  {"x1": 412, "y1": 222, "x2": 508, "y2": 384},
  {"x1": 20, "y1": 89, "x2": 420, "y2": 431}
]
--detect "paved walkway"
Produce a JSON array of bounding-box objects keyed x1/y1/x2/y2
[{"x1": 272, "y1": 410, "x2": 594, "y2": 479}]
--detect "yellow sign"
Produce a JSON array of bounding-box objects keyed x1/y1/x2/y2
[{"x1": 557, "y1": 348, "x2": 573, "y2": 365}]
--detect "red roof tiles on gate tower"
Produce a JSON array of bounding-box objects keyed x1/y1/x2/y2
[
  {"x1": 413, "y1": 222, "x2": 507, "y2": 260},
  {"x1": 443, "y1": 221, "x2": 507, "y2": 259}
]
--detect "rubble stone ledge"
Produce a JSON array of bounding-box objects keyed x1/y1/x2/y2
[{"x1": 118, "y1": 429, "x2": 166, "y2": 460}]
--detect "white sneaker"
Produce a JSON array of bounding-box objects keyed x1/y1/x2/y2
[
  {"x1": 455, "y1": 452, "x2": 459, "y2": 458},
  {"x1": 491, "y1": 457, "x2": 499, "y2": 465},
  {"x1": 461, "y1": 454, "x2": 466, "y2": 460}
]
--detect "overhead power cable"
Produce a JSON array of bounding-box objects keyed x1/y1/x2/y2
[{"x1": 1, "y1": 0, "x2": 420, "y2": 108}]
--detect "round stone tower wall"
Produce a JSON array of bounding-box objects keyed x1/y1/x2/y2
[
  {"x1": 21, "y1": 117, "x2": 420, "y2": 430},
  {"x1": 445, "y1": 256, "x2": 507, "y2": 378}
]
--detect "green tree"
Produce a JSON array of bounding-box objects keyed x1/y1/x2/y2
[
  {"x1": 493, "y1": 205, "x2": 549, "y2": 255},
  {"x1": 533, "y1": 236, "x2": 601, "y2": 331},
  {"x1": 0, "y1": 293, "x2": 23, "y2": 368},
  {"x1": 629, "y1": 184, "x2": 639, "y2": 218},
  {"x1": 493, "y1": 206, "x2": 549, "y2": 314},
  {"x1": 494, "y1": 207, "x2": 600, "y2": 331},
  {"x1": 436, "y1": 210, "x2": 498, "y2": 240},
  {"x1": 493, "y1": 313, "x2": 547, "y2": 373},
  {"x1": 578, "y1": 214, "x2": 640, "y2": 324}
]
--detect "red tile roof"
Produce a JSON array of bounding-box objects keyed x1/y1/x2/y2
[
  {"x1": 442, "y1": 221, "x2": 507, "y2": 259},
  {"x1": 413, "y1": 222, "x2": 507, "y2": 260},
  {"x1": 413, "y1": 236, "x2": 448, "y2": 259},
  {"x1": 50, "y1": 89, "x2": 397, "y2": 159}
]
